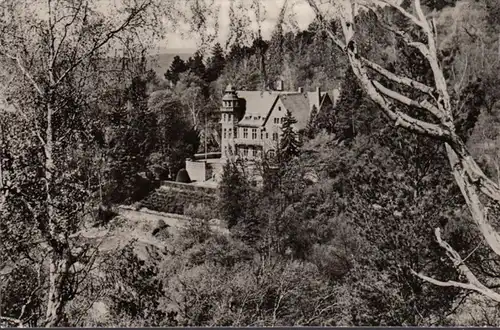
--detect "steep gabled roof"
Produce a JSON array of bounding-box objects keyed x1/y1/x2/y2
[
  {"x1": 236, "y1": 90, "x2": 299, "y2": 127},
  {"x1": 278, "y1": 93, "x2": 312, "y2": 130},
  {"x1": 232, "y1": 89, "x2": 337, "y2": 129},
  {"x1": 306, "y1": 92, "x2": 326, "y2": 111}
]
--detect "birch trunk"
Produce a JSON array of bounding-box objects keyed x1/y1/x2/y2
[{"x1": 44, "y1": 257, "x2": 69, "y2": 327}]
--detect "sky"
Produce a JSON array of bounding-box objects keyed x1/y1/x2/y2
[{"x1": 159, "y1": 0, "x2": 316, "y2": 53}]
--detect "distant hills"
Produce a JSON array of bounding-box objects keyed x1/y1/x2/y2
[{"x1": 147, "y1": 50, "x2": 194, "y2": 78}]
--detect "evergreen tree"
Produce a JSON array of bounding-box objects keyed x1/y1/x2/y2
[
  {"x1": 304, "y1": 105, "x2": 319, "y2": 139},
  {"x1": 106, "y1": 75, "x2": 159, "y2": 204},
  {"x1": 279, "y1": 110, "x2": 301, "y2": 161},
  {"x1": 165, "y1": 55, "x2": 188, "y2": 85},
  {"x1": 217, "y1": 160, "x2": 251, "y2": 229},
  {"x1": 313, "y1": 103, "x2": 336, "y2": 135},
  {"x1": 186, "y1": 51, "x2": 206, "y2": 79},
  {"x1": 266, "y1": 2, "x2": 286, "y2": 86},
  {"x1": 205, "y1": 43, "x2": 226, "y2": 82}
]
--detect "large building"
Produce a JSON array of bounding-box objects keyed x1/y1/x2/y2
[
  {"x1": 185, "y1": 84, "x2": 339, "y2": 184},
  {"x1": 220, "y1": 84, "x2": 338, "y2": 159}
]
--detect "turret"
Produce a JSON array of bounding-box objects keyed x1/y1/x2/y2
[{"x1": 220, "y1": 84, "x2": 239, "y2": 158}]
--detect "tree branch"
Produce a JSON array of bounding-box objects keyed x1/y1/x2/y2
[
  {"x1": 372, "y1": 80, "x2": 444, "y2": 122},
  {"x1": 361, "y1": 57, "x2": 435, "y2": 95},
  {"x1": 305, "y1": 0, "x2": 346, "y2": 50},
  {"x1": 377, "y1": 0, "x2": 424, "y2": 29},
  {"x1": 0, "y1": 316, "x2": 23, "y2": 327},
  {"x1": 14, "y1": 55, "x2": 44, "y2": 97},
  {"x1": 412, "y1": 227, "x2": 500, "y2": 303},
  {"x1": 53, "y1": 0, "x2": 151, "y2": 88},
  {"x1": 51, "y1": 0, "x2": 86, "y2": 72}
]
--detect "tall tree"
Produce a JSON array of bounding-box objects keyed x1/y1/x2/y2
[
  {"x1": 266, "y1": 1, "x2": 287, "y2": 87},
  {"x1": 165, "y1": 56, "x2": 188, "y2": 85},
  {"x1": 217, "y1": 160, "x2": 252, "y2": 229},
  {"x1": 0, "y1": 0, "x2": 163, "y2": 326},
  {"x1": 205, "y1": 43, "x2": 226, "y2": 82},
  {"x1": 186, "y1": 51, "x2": 206, "y2": 79},
  {"x1": 209, "y1": 0, "x2": 500, "y2": 306},
  {"x1": 279, "y1": 110, "x2": 301, "y2": 162},
  {"x1": 300, "y1": 0, "x2": 500, "y2": 303}
]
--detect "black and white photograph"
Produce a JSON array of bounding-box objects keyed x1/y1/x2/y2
[{"x1": 1, "y1": 0, "x2": 500, "y2": 327}]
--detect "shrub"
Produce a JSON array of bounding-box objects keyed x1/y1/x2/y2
[{"x1": 176, "y1": 169, "x2": 191, "y2": 183}]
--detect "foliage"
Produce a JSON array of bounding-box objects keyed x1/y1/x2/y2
[
  {"x1": 279, "y1": 110, "x2": 301, "y2": 162},
  {"x1": 165, "y1": 56, "x2": 188, "y2": 85},
  {"x1": 205, "y1": 43, "x2": 226, "y2": 83},
  {"x1": 217, "y1": 160, "x2": 253, "y2": 229},
  {"x1": 176, "y1": 169, "x2": 191, "y2": 183},
  {"x1": 141, "y1": 185, "x2": 216, "y2": 215}
]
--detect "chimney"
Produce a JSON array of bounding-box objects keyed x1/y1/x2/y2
[
  {"x1": 316, "y1": 86, "x2": 322, "y2": 107},
  {"x1": 298, "y1": 87, "x2": 304, "y2": 93},
  {"x1": 275, "y1": 80, "x2": 283, "y2": 91}
]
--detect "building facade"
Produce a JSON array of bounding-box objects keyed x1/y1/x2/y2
[{"x1": 220, "y1": 84, "x2": 337, "y2": 159}]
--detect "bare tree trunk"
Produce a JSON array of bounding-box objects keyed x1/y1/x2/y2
[
  {"x1": 45, "y1": 257, "x2": 69, "y2": 327},
  {"x1": 43, "y1": 98, "x2": 71, "y2": 327},
  {"x1": 303, "y1": 0, "x2": 500, "y2": 300},
  {"x1": 445, "y1": 144, "x2": 500, "y2": 255}
]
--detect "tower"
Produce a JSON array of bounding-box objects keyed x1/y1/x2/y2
[{"x1": 221, "y1": 84, "x2": 239, "y2": 158}]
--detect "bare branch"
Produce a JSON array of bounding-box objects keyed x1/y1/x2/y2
[
  {"x1": 372, "y1": 80, "x2": 445, "y2": 121},
  {"x1": 51, "y1": 0, "x2": 86, "y2": 71},
  {"x1": 305, "y1": 0, "x2": 346, "y2": 50},
  {"x1": 361, "y1": 57, "x2": 435, "y2": 95},
  {"x1": 377, "y1": 0, "x2": 424, "y2": 29},
  {"x1": 14, "y1": 55, "x2": 44, "y2": 97},
  {"x1": 412, "y1": 228, "x2": 500, "y2": 303},
  {"x1": 0, "y1": 315, "x2": 23, "y2": 327},
  {"x1": 53, "y1": 0, "x2": 151, "y2": 88}
]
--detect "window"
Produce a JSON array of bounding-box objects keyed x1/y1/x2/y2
[
  {"x1": 280, "y1": 117, "x2": 285, "y2": 124},
  {"x1": 223, "y1": 128, "x2": 227, "y2": 139},
  {"x1": 234, "y1": 128, "x2": 238, "y2": 138},
  {"x1": 260, "y1": 130, "x2": 264, "y2": 139},
  {"x1": 272, "y1": 132, "x2": 278, "y2": 141},
  {"x1": 229, "y1": 114, "x2": 232, "y2": 121},
  {"x1": 274, "y1": 118, "x2": 279, "y2": 124},
  {"x1": 252, "y1": 128, "x2": 257, "y2": 139},
  {"x1": 228, "y1": 128, "x2": 232, "y2": 138},
  {"x1": 278, "y1": 106, "x2": 282, "y2": 111},
  {"x1": 243, "y1": 147, "x2": 248, "y2": 156},
  {"x1": 243, "y1": 128, "x2": 248, "y2": 139},
  {"x1": 250, "y1": 148, "x2": 255, "y2": 157},
  {"x1": 266, "y1": 132, "x2": 269, "y2": 139}
]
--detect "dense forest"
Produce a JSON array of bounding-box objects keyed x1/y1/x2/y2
[{"x1": 2, "y1": 0, "x2": 500, "y2": 327}]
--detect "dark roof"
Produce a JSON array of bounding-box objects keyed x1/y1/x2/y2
[
  {"x1": 231, "y1": 88, "x2": 340, "y2": 128},
  {"x1": 279, "y1": 93, "x2": 312, "y2": 130}
]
